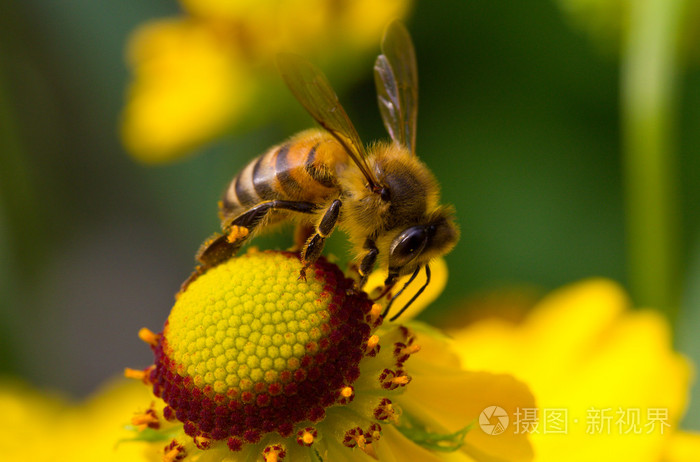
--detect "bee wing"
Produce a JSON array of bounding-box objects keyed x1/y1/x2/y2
[
  {"x1": 374, "y1": 21, "x2": 418, "y2": 155},
  {"x1": 277, "y1": 53, "x2": 380, "y2": 190}
]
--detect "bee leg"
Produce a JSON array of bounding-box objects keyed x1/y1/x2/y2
[
  {"x1": 181, "y1": 200, "x2": 317, "y2": 295},
  {"x1": 227, "y1": 200, "x2": 317, "y2": 229},
  {"x1": 291, "y1": 224, "x2": 315, "y2": 252},
  {"x1": 179, "y1": 232, "x2": 239, "y2": 295},
  {"x1": 357, "y1": 238, "x2": 378, "y2": 289},
  {"x1": 300, "y1": 199, "x2": 342, "y2": 280}
]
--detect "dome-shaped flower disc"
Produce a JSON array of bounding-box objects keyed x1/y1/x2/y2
[{"x1": 148, "y1": 251, "x2": 374, "y2": 447}]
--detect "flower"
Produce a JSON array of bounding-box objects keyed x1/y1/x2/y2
[
  {"x1": 0, "y1": 377, "x2": 154, "y2": 461},
  {"x1": 447, "y1": 279, "x2": 700, "y2": 462},
  {"x1": 121, "y1": 0, "x2": 412, "y2": 163},
  {"x1": 125, "y1": 250, "x2": 535, "y2": 461}
]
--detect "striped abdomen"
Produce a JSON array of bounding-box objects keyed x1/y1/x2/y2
[{"x1": 220, "y1": 130, "x2": 348, "y2": 223}]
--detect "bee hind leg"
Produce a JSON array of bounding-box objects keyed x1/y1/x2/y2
[
  {"x1": 300, "y1": 199, "x2": 342, "y2": 280},
  {"x1": 180, "y1": 200, "x2": 316, "y2": 295},
  {"x1": 179, "y1": 232, "x2": 243, "y2": 296}
]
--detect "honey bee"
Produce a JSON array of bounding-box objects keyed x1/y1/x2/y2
[{"x1": 185, "y1": 21, "x2": 459, "y2": 320}]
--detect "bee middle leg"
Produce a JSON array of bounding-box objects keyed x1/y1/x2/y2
[{"x1": 300, "y1": 199, "x2": 342, "y2": 280}]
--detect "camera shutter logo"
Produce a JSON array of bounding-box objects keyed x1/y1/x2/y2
[{"x1": 479, "y1": 406, "x2": 509, "y2": 435}]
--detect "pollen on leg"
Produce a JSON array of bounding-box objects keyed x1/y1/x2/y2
[{"x1": 226, "y1": 225, "x2": 249, "y2": 243}]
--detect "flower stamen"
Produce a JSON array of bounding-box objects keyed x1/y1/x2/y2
[
  {"x1": 343, "y1": 427, "x2": 367, "y2": 449},
  {"x1": 367, "y1": 303, "x2": 383, "y2": 327},
  {"x1": 296, "y1": 427, "x2": 317, "y2": 446},
  {"x1": 138, "y1": 327, "x2": 160, "y2": 347},
  {"x1": 131, "y1": 404, "x2": 160, "y2": 430},
  {"x1": 163, "y1": 440, "x2": 186, "y2": 462},
  {"x1": 365, "y1": 335, "x2": 381, "y2": 357},
  {"x1": 193, "y1": 435, "x2": 211, "y2": 450},
  {"x1": 262, "y1": 444, "x2": 286, "y2": 462},
  {"x1": 123, "y1": 367, "x2": 148, "y2": 382},
  {"x1": 378, "y1": 369, "x2": 411, "y2": 390},
  {"x1": 337, "y1": 385, "x2": 355, "y2": 405},
  {"x1": 373, "y1": 398, "x2": 399, "y2": 423}
]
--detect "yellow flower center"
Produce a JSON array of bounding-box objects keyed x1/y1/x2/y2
[{"x1": 148, "y1": 251, "x2": 376, "y2": 449}]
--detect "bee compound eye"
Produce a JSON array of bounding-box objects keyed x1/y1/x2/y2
[{"x1": 392, "y1": 226, "x2": 428, "y2": 260}]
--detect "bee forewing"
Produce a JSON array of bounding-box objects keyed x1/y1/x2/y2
[
  {"x1": 374, "y1": 21, "x2": 418, "y2": 155},
  {"x1": 276, "y1": 53, "x2": 380, "y2": 189}
]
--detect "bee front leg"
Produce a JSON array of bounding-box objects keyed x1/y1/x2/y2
[
  {"x1": 357, "y1": 238, "x2": 378, "y2": 289},
  {"x1": 300, "y1": 199, "x2": 342, "y2": 280}
]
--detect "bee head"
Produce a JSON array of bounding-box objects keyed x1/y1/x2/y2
[{"x1": 384, "y1": 207, "x2": 459, "y2": 285}]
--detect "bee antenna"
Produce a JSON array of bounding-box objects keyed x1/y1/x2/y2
[
  {"x1": 388, "y1": 264, "x2": 431, "y2": 322},
  {"x1": 382, "y1": 265, "x2": 423, "y2": 319}
]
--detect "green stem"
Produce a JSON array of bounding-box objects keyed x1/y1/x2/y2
[{"x1": 621, "y1": 0, "x2": 684, "y2": 318}]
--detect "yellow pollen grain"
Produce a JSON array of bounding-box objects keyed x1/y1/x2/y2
[
  {"x1": 404, "y1": 344, "x2": 421, "y2": 355},
  {"x1": 340, "y1": 386, "x2": 353, "y2": 398},
  {"x1": 367, "y1": 335, "x2": 379, "y2": 349},
  {"x1": 302, "y1": 431, "x2": 315, "y2": 445}
]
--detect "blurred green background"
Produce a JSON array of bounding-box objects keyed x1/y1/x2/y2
[{"x1": 1, "y1": 0, "x2": 698, "y2": 429}]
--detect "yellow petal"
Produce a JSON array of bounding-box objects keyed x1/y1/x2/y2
[
  {"x1": 448, "y1": 278, "x2": 694, "y2": 462},
  {"x1": 661, "y1": 432, "x2": 700, "y2": 462},
  {"x1": 401, "y1": 371, "x2": 535, "y2": 462},
  {"x1": 376, "y1": 424, "x2": 472, "y2": 462},
  {"x1": 399, "y1": 343, "x2": 535, "y2": 462},
  {"x1": 0, "y1": 377, "x2": 157, "y2": 461}
]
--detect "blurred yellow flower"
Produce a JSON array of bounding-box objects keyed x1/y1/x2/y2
[
  {"x1": 122, "y1": 19, "x2": 253, "y2": 163},
  {"x1": 447, "y1": 279, "x2": 700, "y2": 462},
  {"x1": 0, "y1": 377, "x2": 155, "y2": 461},
  {"x1": 122, "y1": 0, "x2": 411, "y2": 163}
]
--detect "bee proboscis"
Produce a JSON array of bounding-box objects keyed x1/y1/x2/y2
[{"x1": 184, "y1": 21, "x2": 459, "y2": 320}]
